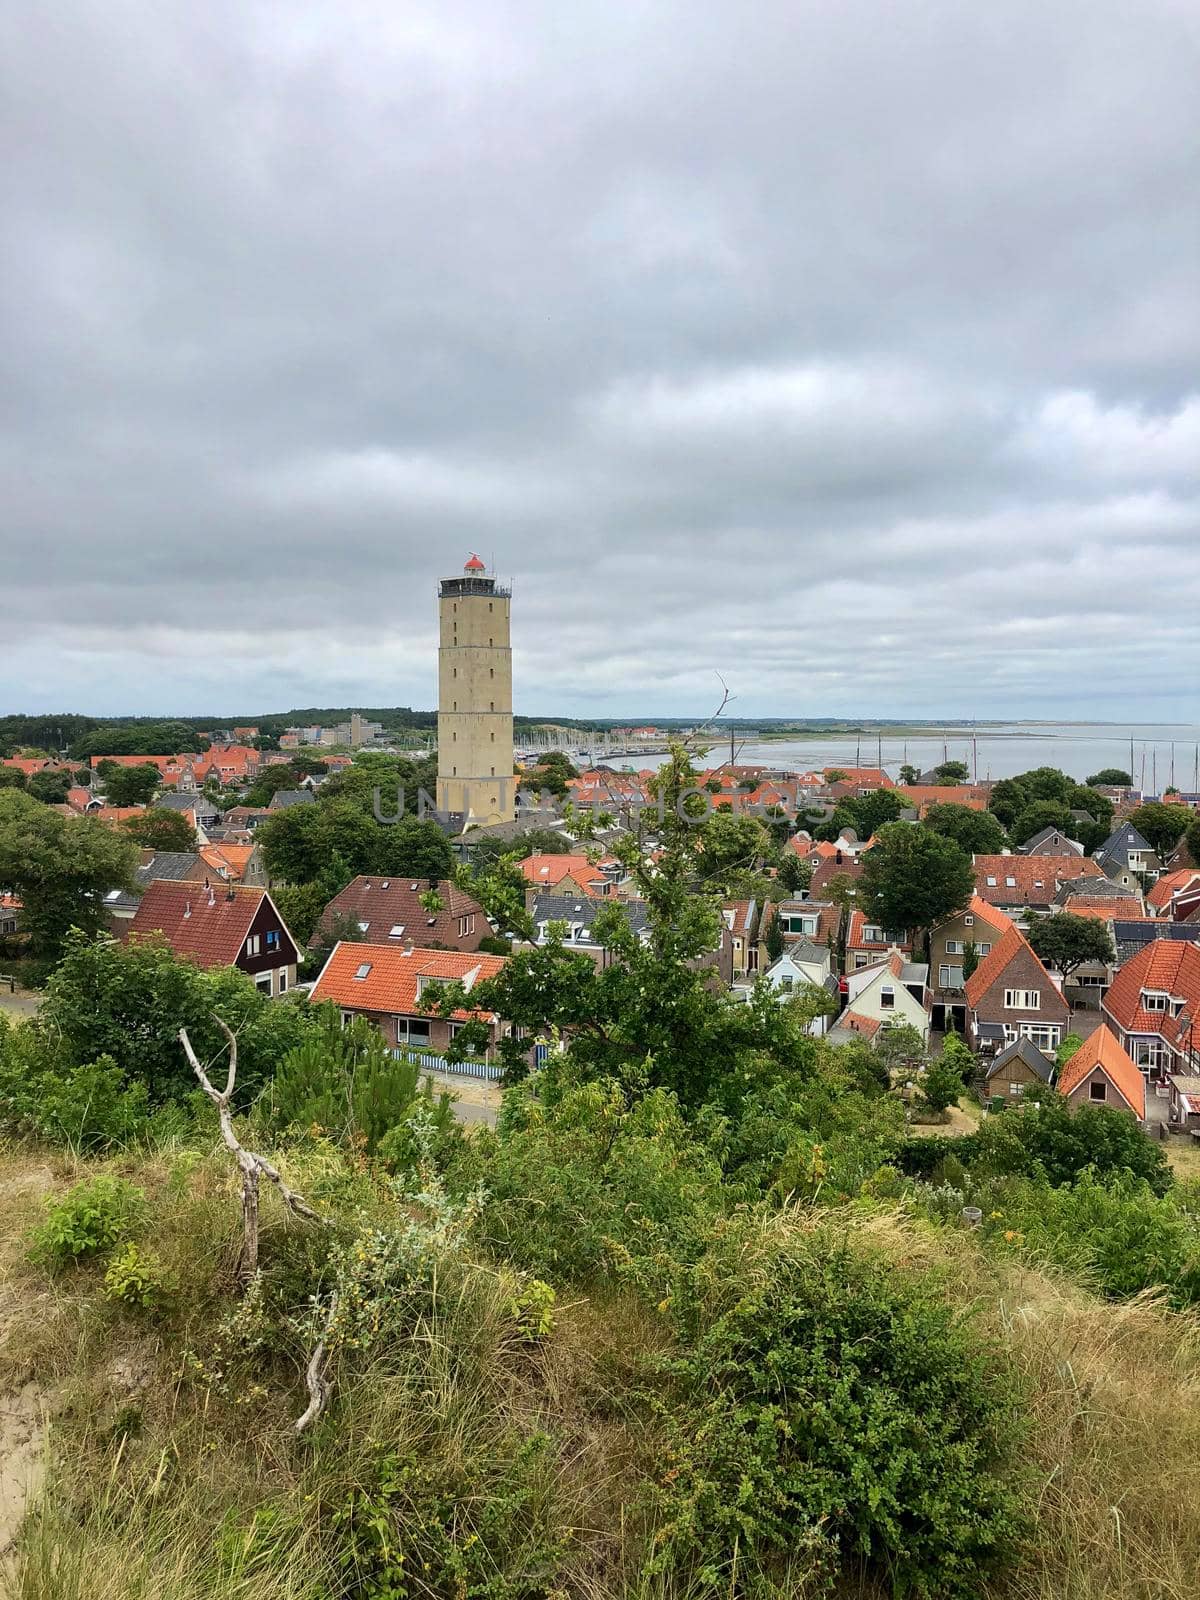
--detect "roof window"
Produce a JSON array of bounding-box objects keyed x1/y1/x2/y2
[{"x1": 354, "y1": 962, "x2": 372, "y2": 980}]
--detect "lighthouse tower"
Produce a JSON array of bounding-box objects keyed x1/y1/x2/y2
[{"x1": 436, "y1": 555, "x2": 515, "y2": 825}]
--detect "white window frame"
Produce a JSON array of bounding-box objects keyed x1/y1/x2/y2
[
  {"x1": 394, "y1": 1015, "x2": 433, "y2": 1045},
  {"x1": 1004, "y1": 988, "x2": 1041, "y2": 1010},
  {"x1": 246, "y1": 934, "x2": 260, "y2": 957}
]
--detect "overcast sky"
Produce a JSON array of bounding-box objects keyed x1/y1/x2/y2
[{"x1": 3, "y1": 1, "x2": 1197, "y2": 721}]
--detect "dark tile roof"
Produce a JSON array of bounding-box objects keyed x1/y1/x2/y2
[
  {"x1": 529, "y1": 893, "x2": 650, "y2": 940},
  {"x1": 985, "y1": 1036, "x2": 1055, "y2": 1084},
  {"x1": 318, "y1": 875, "x2": 488, "y2": 949},
  {"x1": 268, "y1": 789, "x2": 316, "y2": 810}
]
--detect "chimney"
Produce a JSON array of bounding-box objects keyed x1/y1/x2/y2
[{"x1": 402, "y1": 940, "x2": 414, "y2": 955}]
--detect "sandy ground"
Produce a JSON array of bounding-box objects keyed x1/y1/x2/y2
[
  {"x1": 427, "y1": 1071, "x2": 501, "y2": 1127},
  {"x1": 0, "y1": 986, "x2": 39, "y2": 1022},
  {"x1": 0, "y1": 1384, "x2": 44, "y2": 1571}
]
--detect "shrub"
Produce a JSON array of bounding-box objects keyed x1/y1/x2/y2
[
  {"x1": 103, "y1": 1242, "x2": 174, "y2": 1311},
  {"x1": 647, "y1": 1219, "x2": 1024, "y2": 1597},
  {"x1": 972, "y1": 1098, "x2": 1172, "y2": 1195},
  {"x1": 28, "y1": 1175, "x2": 144, "y2": 1270},
  {"x1": 919, "y1": 1054, "x2": 964, "y2": 1115}
]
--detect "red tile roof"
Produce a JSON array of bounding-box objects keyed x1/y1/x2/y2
[
  {"x1": 1058, "y1": 1025, "x2": 1145, "y2": 1117},
  {"x1": 1103, "y1": 941, "x2": 1200, "y2": 1058},
  {"x1": 1147, "y1": 870, "x2": 1200, "y2": 912},
  {"x1": 964, "y1": 893, "x2": 1014, "y2": 935},
  {"x1": 846, "y1": 909, "x2": 910, "y2": 953},
  {"x1": 1058, "y1": 895, "x2": 1144, "y2": 921},
  {"x1": 519, "y1": 854, "x2": 608, "y2": 893},
  {"x1": 837, "y1": 1010, "x2": 883, "y2": 1038},
  {"x1": 125, "y1": 880, "x2": 287, "y2": 969},
  {"x1": 824, "y1": 767, "x2": 893, "y2": 788},
  {"x1": 972, "y1": 854, "x2": 1103, "y2": 907},
  {"x1": 895, "y1": 785, "x2": 989, "y2": 814},
  {"x1": 311, "y1": 942, "x2": 507, "y2": 1018}
]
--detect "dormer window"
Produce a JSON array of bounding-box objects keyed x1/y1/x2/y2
[{"x1": 1141, "y1": 990, "x2": 1168, "y2": 1011}]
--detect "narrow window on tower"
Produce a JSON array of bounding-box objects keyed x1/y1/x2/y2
[{"x1": 489, "y1": 667, "x2": 494, "y2": 679}]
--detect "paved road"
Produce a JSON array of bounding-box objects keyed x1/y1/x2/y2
[{"x1": 0, "y1": 989, "x2": 39, "y2": 1021}]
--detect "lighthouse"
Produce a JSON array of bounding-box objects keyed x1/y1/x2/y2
[{"x1": 436, "y1": 555, "x2": 515, "y2": 826}]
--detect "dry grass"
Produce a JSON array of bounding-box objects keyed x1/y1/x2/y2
[{"x1": 2, "y1": 1147, "x2": 1199, "y2": 1599}]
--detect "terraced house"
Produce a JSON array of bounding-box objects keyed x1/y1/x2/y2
[{"x1": 964, "y1": 923, "x2": 1070, "y2": 1056}]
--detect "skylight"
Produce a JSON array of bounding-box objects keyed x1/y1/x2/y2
[
  {"x1": 354, "y1": 962, "x2": 372, "y2": 980},
  {"x1": 389, "y1": 924, "x2": 406, "y2": 937}
]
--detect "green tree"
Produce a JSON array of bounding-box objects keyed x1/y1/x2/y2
[
  {"x1": 817, "y1": 788, "x2": 908, "y2": 843},
  {"x1": 469, "y1": 827, "x2": 571, "y2": 868},
  {"x1": 0, "y1": 766, "x2": 27, "y2": 790},
  {"x1": 122, "y1": 807, "x2": 197, "y2": 853},
  {"x1": 859, "y1": 824, "x2": 974, "y2": 938},
  {"x1": 986, "y1": 777, "x2": 1029, "y2": 828},
  {"x1": 0, "y1": 792, "x2": 138, "y2": 957},
  {"x1": 922, "y1": 802, "x2": 1007, "y2": 854},
  {"x1": 1055, "y1": 1033, "x2": 1085, "y2": 1071},
  {"x1": 26, "y1": 769, "x2": 72, "y2": 805},
  {"x1": 1128, "y1": 802, "x2": 1192, "y2": 857},
  {"x1": 776, "y1": 853, "x2": 811, "y2": 896},
  {"x1": 764, "y1": 910, "x2": 785, "y2": 963},
  {"x1": 698, "y1": 810, "x2": 772, "y2": 887},
  {"x1": 1025, "y1": 913, "x2": 1116, "y2": 984},
  {"x1": 962, "y1": 940, "x2": 980, "y2": 981},
  {"x1": 933, "y1": 760, "x2": 969, "y2": 784},
  {"x1": 973, "y1": 1097, "x2": 1170, "y2": 1195},
  {"x1": 100, "y1": 763, "x2": 162, "y2": 807},
  {"x1": 1185, "y1": 816, "x2": 1200, "y2": 867},
  {"x1": 898, "y1": 764, "x2": 920, "y2": 785},
  {"x1": 38, "y1": 930, "x2": 317, "y2": 1104},
  {"x1": 920, "y1": 1053, "x2": 963, "y2": 1114},
  {"x1": 1009, "y1": 799, "x2": 1073, "y2": 846},
  {"x1": 1086, "y1": 769, "x2": 1133, "y2": 787},
  {"x1": 257, "y1": 800, "x2": 451, "y2": 885},
  {"x1": 940, "y1": 1033, "x2": 976, "y2": 1089}
]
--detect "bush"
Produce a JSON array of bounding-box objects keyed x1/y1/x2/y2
[
  {"x1": 104, "y1": 1242, "x2": 174, "y2": 1311},
  {"x1": 972, "y1": 1098, "x2": 1172, "y2": 1195},
  {"x1": 647, "y1": 1219, "x2": 1024, "y2": 1596},
  {"x1": 28, "y1": 1175, "x2": 144, "y2": 1271}
]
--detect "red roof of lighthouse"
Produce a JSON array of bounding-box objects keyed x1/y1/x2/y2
[{"x1": 464, "y1": 553, "x2": 485, "y2": 571}]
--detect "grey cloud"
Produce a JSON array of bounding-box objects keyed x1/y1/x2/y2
[{"x1": 1, "y1": 0, "x2": 1197, "y2": 718}]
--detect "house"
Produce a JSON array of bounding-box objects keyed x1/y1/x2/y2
[
  {"x1": 1057, "y1": 1026, "x2": 1145, "y2": 1119},
  {"x1": 90, "y1": 753, "x2": 189, "y2": 789},
  {"x1": 267, "y1": 788, "x2": 316, "y2": 811},
  {"x1": 972, "y1": 853, "x2": 1103, "y2": 916},
  {"x1": 928, "y1": 895, "x2": 1013, "y2": 1033},
  {"x1": 835, "y1": 950, "x2": 932, "y2": 1043},
  {"x1": 105, "y1": 850, "x2": 208, "y2": 919},
  {"x1": 720, "y1": 899, "x2": 766, "y2": 981},
  {"x1": 1147, "y1": 869, "x2": 1200, "y2": 920},
  {"x1": 1093, "y1": 824, "x2": 1161, "y2": 884},
  {"x1": 1110, "y1": 918, "x2": 1200, "y2": 968},
  {"x1": 1102, "y1": 940, "x2": 1200, "y2": 1080},
  {"x1": 844, "y1": 909, "x2": 910, "y2": 973},
  {"x1": 1020, "y1": 826, "x2": 1083, "y2": 857},
  {"x1": 964, "y1": 924, "x2": 1070, "y2": 1056},
  {"x1": 775, "y1": 898, "x2": 840, "y2": 947},
  {"x1": 199, "y1": 842, "x2": 257, "y2": 884},
  {"x1": 526, "y1": 894, "x2": 650, "y2": 968},
  {"x1": 823, "y1": 766, "x2": 893, "y2": 791},
  {"x1": 519, "y1": 854, "x2": 612, "y2": 898},
  {"x1": 894, "y1": 785, "x2": 989, "y2": 817},
  {"x1": 1168, "y1": 1075, "x2": 1200, "y2": 1131},
  {"x1": 807, "y1": 854, "x2": 864, "y2": 899},
  {"x1": 310, "y1": 942, "x2": 512, "y2": 1063},
  {"x1": 156, "y1": 790, "x2": 222, "y2": 836},
  {"x1": 316, "y1": 876, "x2": 489, "y2": 953},
  {"x1": 0, "y1": 894, "x2": 21, "y2": 937},
  {"x1": 760, "y1": 941, "x2": 837, "y2": 1034},
  {"x1": 122, "y1": 880, "x2": 300, "y2": 996},
  {"x1": 1052, "y1": 872, "x2": 1144, "y2": 916},
  {"x1": 981, "y1": 1036, "x2": 1055, "y2": 1101}
]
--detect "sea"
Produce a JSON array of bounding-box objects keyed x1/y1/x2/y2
[{"x1": 624, "y1": 722, "x2": 1200, "y2": 789}]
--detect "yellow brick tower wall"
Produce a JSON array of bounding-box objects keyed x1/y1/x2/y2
[{"x1": 436, "y1": 569, "x2": 515, "y2": 824}]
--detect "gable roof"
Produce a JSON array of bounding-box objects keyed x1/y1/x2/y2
[
  {"x1": 972, "y1": 853, "x2": 1102, "y2": 907},
  {"x1": 1058, "y1": 895, "x2": 1145, "y2": 921},
  {"x1": 985, "y1": 1035, "x2": 1055, "y2": 1083},
  {"x1": 1058, "y1": 1025, "x2": 1145, "y2": 1117},
  {"x1": 1104, "y1": 941, "x2": 1200, "y2": 1057},
  {"x1": 1147, "y1": 869, "x2": 1200, "y2": 912},
  {"x1": 311, "y1": 942, "x2": 507, "y2": 1018},
  {"x1": 318, "y1": 875, "x2": 487, "y2": 949},
  {"x1": 529, "y1": 893, "x2": 650, "y2": 938},
  {"x1": 964, "y1": 923, "x2": 1059, "y2": 1009},
  {"x1": 125, "y1": 880, "x2": 290, "y2": 968},
  {"x1": 846, "y1": 909, "x2": 910, "y2": 951},
  {"x1": 519, "y1": 854, "x2": 609, "y2": 893},
  {"x1": 1020, "y1": 825, "x2": 1083, "y2": 855},
  {"x1": 1094, "y1": 825, "x2": 1157, "y2": 868},
  {"x1": 833, "y1": 1009, "x2": 883, "y2": 1038}
]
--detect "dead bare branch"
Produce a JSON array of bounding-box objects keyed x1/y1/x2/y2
[
  {"x1": 180, "y1": 1015, "x2": 325, "y2": 1282},
  {"x1": 294, "y1": 1292, "x2": 339, "y2": 1434}
]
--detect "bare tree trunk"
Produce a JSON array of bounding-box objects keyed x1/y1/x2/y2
[
  {"x1": 181, "y1": 1018, "x2": 342, "y2": 1432},
  {"x1": 179, "y1": 1018, "x2": 323, "y2": 1283}
]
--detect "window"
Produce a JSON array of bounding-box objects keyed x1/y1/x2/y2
[
  {"x1": 265, "y1": 930, "x2": 280, "y2": 951},
  {"x1": 939, "y1": 964, "x2": 964, "y2": 988},
  {"x1": 1141, "y1": 990, "x2": 1168, "y2": 1011},
  {"x1": 854, "y1": 954, "x2": 871, "y2": 970},
  {"x1": 388, "y1": 924, "x2": 406, "y2": 938},
  {"x1": 1008, "y1": 1081, "x2": 1023, "y2": 1096},
  {"x1": 1019, "y1": 1022, "x2": 1060, "y2": 1050},
  {"x1": 1132, "y1": 1039, "x2": 1169, "y2": 1073},
  {"x1": 1004, "y1": 989, "x2": 1041, "y2": 1010},
  {"x1": 278, "y1": 970, "x2": 288, "y2": 993},
  {"x1": 862, "y1": 924, "x2": 884, "y2": 943},
  {"x1": 254, "y1": 973, "x2": 272, "y2": 995},
  {"x1": 395, "y1": 1016, "x2": 431, "y2": 1044},
  {"x1": 880, "y1": 986, "x2": 895, "y2": 1010},
  {"x1": 457, "y1": 915, "x2": 476, "y2": 937},
  {"x1": 1005, "y1": 876, "x2": 1017, "y2": 888},
  {"x1": 354, "y1": 962, "x2": 372, "y2": 980},
  {"x1": 945, "y1": 939, "x2": 964, "y2": 955},
  {"x1": 246, "y1": 934, "x2": 260, "y2": 957},
  {"x1": 1089, "y1": 1079, "x2": 1107, "y2": 1101},
  {"x1": 979, "y1": 943, "x2": 992, "y2": 957},
  {"x1": 986, "y1": 876, "x2": 997, "y2": 887},
  {"x1": 964, "y1": 914, "x2": 974, "y2": 926}
]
